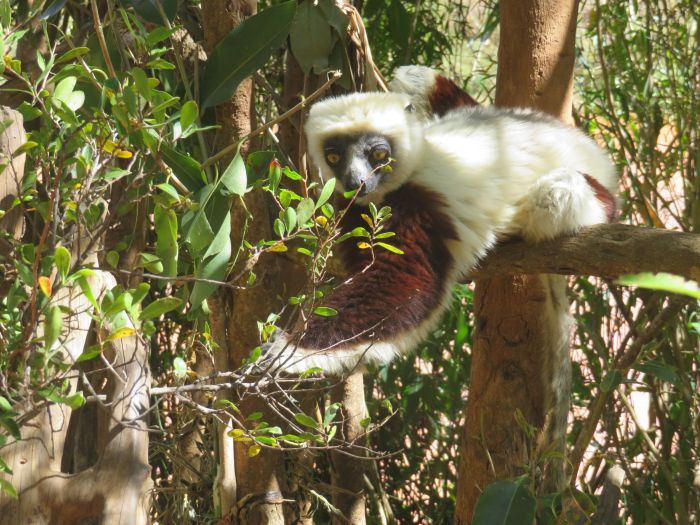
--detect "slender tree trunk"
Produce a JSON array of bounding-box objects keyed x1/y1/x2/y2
[
  {"x1": 201, "y1": 2, "x2": 310, "y2": 522},
  {"x1": 455, "y1": 1, "x2": 579, "y2": 523},
  {"x1": 331, "y1": 371, "x2": 368, "y2": 525}
]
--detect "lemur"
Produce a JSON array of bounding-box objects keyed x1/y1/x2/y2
[{"x1": 262, "y1": 66, "x2": 617, "y2": 375}]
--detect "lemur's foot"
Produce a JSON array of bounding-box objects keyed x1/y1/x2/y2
[{"x1": 516, "y1": 168, "x2": 609, "y2": 242}]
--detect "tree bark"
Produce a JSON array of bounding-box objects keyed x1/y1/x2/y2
[
  {"x1": 472, "y1": 224, "x2": 700, "y2": 282},
  {"x1": 201, "y1": 2, "x2": 309, "y2": 522},
  {"x1": 0, "y1": 107, "x2": 26, "y2": 265},
  {"x1": 0, "y1": 272, "x2": 152, "y2": 525},
  {"x1": 330, "y1": 371, "x2": 368, "y2": 525},
  {"x1": 455, "y1": 1, "x2": 580, "y2": 523}
]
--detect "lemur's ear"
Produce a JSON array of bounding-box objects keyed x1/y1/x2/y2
[{"x1": 404, "y1": 103, "x2": 416, "y2": 113}]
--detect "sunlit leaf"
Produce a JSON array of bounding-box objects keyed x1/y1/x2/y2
[
  {"x1": 172, "y1": 356, "x2": 187, "y2": 380},
  {"x1": 38, "y1": 276, "x2": 52, "y2": 297},
  {"x1": 104, "y1": 326, "x2": 136, "y2": 343},
  {"x1": 220, "y1": 150, "x2": 247, "y2": 196},
  {"x1": 617, "y1": 272, "x2": 700, "y2": 299},
  {"x1": 54, "y1": 246, "x2": 71, "y2": 281},
  {"x1": 44, "y1": 306, "x2": 62, "y2": 349},
  {"x1": 294, "y1": 413, "x2": 319, "y2": 429},
  {"x1": 140, "y1": 297, "x2": 183, "y2": 320},
  {"x1": 313, "y1": 306, "x2": 338, "y2": 317}
]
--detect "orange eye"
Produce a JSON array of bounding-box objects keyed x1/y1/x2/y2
[
  {"x1": 372, "y1": 149, "x2": 388, "y2": 161},
  {"x1": 326, "y1": 152, "x2": 341, "y2": 165}
]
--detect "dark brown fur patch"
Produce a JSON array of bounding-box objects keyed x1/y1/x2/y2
[
  {"x1": 428, "y1": 75, "x2": 479, "y2": 116},
  {"x1": 583, "y1": 174, "x2": 617, "y2": 221},
  {"x1": 299, "y1": 184, "x2": 458, "y2": 350}
]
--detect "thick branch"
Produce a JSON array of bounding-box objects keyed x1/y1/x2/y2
[{"x1": 471, "y1": 224, "x2": 700, "y2": 282}]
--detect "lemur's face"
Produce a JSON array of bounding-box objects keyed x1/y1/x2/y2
[{"x1": 321, "y1": 134, "x2": 394, "y2": 197}]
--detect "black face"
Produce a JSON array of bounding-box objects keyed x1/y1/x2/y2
[{"x1": 322, "y1": 134, "x2": 393, "y2": 196}]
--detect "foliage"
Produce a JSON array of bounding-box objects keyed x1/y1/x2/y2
[{"x1": 0, "y1": 0, "x2": 697, "y2": 522}]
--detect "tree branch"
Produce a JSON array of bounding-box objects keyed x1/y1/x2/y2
[{"x1": 470, "y1": 224, "x2": 700, "y2": 281}]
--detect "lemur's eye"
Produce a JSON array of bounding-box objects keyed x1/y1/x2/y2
[
  {"x1": 326, "y1": 152, "x2": 341, "y2": 165},
  {"x1": 372, "y1": 149, "x2": 388, "y2": 162}
]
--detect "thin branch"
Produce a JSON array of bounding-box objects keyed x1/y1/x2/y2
[{"x1": 89, "y1": 0, "x2": 117, "y2": 79}]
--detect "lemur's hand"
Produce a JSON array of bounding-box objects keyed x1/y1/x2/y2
[{"x1": 257, "y1": 331, "x2": 310, "y2": 375}]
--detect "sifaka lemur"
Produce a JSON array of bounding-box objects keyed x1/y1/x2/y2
[{"x1": 262, "y1": 66, "x2": 617, "y2": 376}]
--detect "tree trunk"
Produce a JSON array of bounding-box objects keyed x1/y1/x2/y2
[
  {"x1": 455, "y1": 1, "x2": 579, "y2": 523},
  {"x1": 201, "y1": 2, "x2": 310, "y2": 522},
  {"x1": 330, "y1": 371, "x2": 368, "y2": 525}
]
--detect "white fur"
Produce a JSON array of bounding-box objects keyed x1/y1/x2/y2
[
  {"x1": 263, "y1": 270, "x2": 458, "y2": 375},
  {"x1": 415, "y1": 106, "x2": 617, "y2": 275},
  {"x1": 276, "y1": 94, "x2": 617, "y2": 375},
  {"x1": 305, "y1": 92, "x2": 424, "y2": 203}
]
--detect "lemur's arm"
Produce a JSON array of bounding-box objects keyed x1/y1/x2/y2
[{"x1": 264, "y1": 184, "x2": 458, "y2": 375}]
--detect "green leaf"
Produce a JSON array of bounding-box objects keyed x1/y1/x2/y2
[
  {"x1": 172, "y1": 356, "x2": 187, "y2": 380},
  {"x1": 616, "y1": 272, "x2": 700, "y2": 299},
  {"x1": 17, "y1": 101, "x2": 43, "y2": 121},
  {"x1": 315, "y1": 178, "x2": 336, "y2": 209},
  {"x1": 56, "y1": 46, "x2": 90, "y2": 64},
  {"x1": 323, "y1": 402, "x2": 341, "y2": 428},
  {"x1": 0, "y1": 417, "x2": 20, "y2": 440},
  {"x1": 201, "y1": 1, "x2": 297, "y2": 108},
  {"x1": 214, "y1": 399, "x2": 241, "y2": 413},
  {"x1": 0, "y1": 479, "x2": 17, "y2": 499},
  {"x1": 63, "y1": 392, "x2": 85, "y2": 409},
  {"x1": 131, "y1": 283, "x2": 151, "y2": 305},
  {"x1": 159, "y1": 142, "x2": 207, "y2": 192},
  {"x1": 247, "y1": 411, "x2": 263, "y2": 421},
  {"x1": 220, "y1": 150, "x2": 247, "y2": 196},
  {"x1": 313, "y1": 306, "x2": 338, "y2": 317},
  {"x1": 376, "y1": 242, "x2": 404, "y2": 255},
  {"x1": 139, "y1": 297, "x2": 183, "y2": 321},
  {"x1": 76, "y1": 277, "x2": 100, "y2": 312},
  {"x1": 0, "y1": 456, "x2": 12, "y2": 474},
  {"x1": 180, "y1": 100, "x2": 198, "y2": 131},
  {"x1": 76, "y1": 345, "x2": 102, "y2": 363},
  {"x1": 294, "y1": 413, "x2": 319, "y2": 429},
  {"x1": 54, "y1": 246, "x2": 71, "y2": 281},
  {"x1": 296, "y1": 198, "x2": 315, "y2": 228},
  {"x1": 191, "y1": 209, "x2": 232, "y2": 308},
  {"x1": 472, "y1": 477, "x2": 536, "y2": 525},
  {"x1": 284, "y1": 207, "x2": 297, "y2": 232},
  {"x1": 633, "y1": 360, "x2": 679, "y2": 385},
  {"x1": 44, "y1": 306, "x2": 63, "y2": 349},
  {"x1": 154, "y1": 205, "x2": 178, "y2": 277},
  {"x1": 53, "y1": 76, "x2": 77, "y2": 104},
  {"x1": 290, "y1": 0, "x2": 333, "y2": 74},
  {"x1": 0, "y1": 397, "x2": 13, "y2": 413},
  {"x1": 146, "y1": 26, "x2": 178, "y2": 46},
  {"x1": 127, "y1": 0, "x2": 177, "y2": 24},
  {"x1": 255, "y1": 436, "x2": 278, "y2": 446}
]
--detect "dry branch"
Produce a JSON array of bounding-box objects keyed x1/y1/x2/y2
[{"x1": 471, "y1": 224, "x2": 700, "y2": 282}]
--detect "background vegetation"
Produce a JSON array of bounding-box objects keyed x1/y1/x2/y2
[{"x1": 0, "y1": 0, "x2": 697, "y2": 523}]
